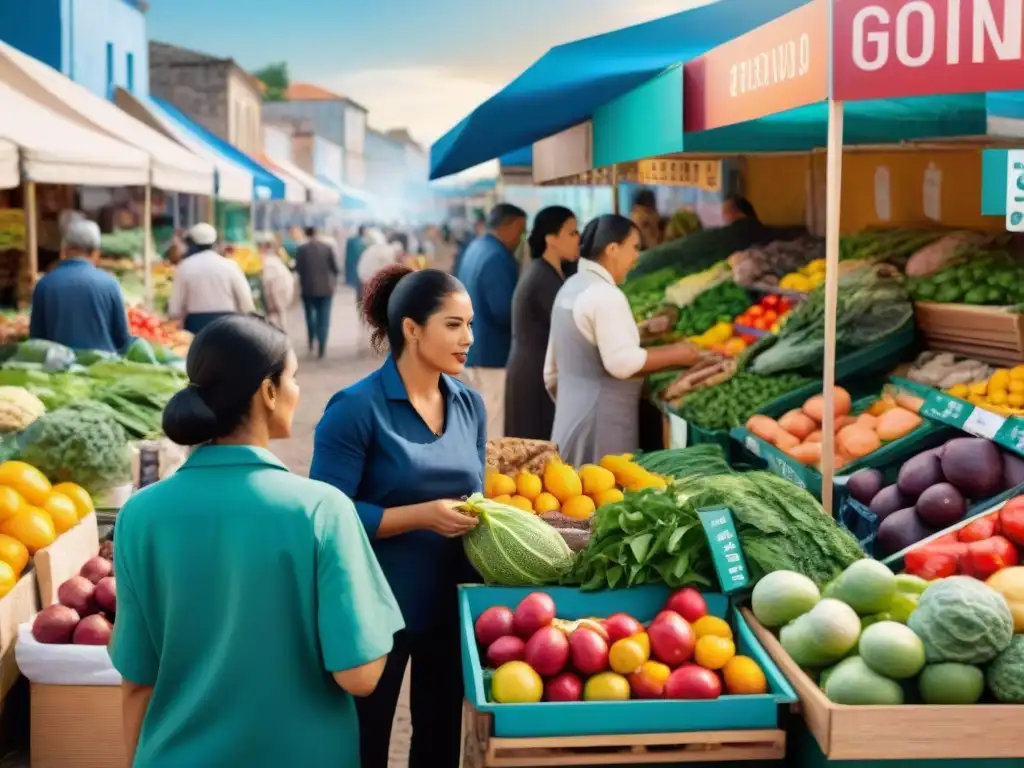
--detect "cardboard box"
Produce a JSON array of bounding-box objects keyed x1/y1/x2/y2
[
  {"x1": 30, "y1": 683, "x2": 122, "y2": 768},
  {"x1": 34, "y1": 514, "x2": 100, "y2": 609},
  {"x1": 0, "y1": 572, "x2": 39, "y2": 701}
]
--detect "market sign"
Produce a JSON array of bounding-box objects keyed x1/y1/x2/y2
[
  {"x1": 1006, "y1": 149, "x2": 1024, "y2": 231},
  {"x1": 833, "y1": 0, "x2": 1024, "y2": 101},
  {"x1": 683, "y1": 0, "x2": 828, "y2": 132},
  {"x1": 635, "y1": 159, "x2": 722, "y2": 191},
  {"x1": 697, "y1": 507, "x2": 750, "y2": 593}
]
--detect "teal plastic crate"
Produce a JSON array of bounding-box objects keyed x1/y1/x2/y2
[{"x1": 459, "y1": 585, "x2": 796, "y2": 739}]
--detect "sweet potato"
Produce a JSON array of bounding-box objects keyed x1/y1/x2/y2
[
  {"x1": 746, "y1": 415, "x2": 780, "y2": 444},
  {"x1": 777, "y1": 410, "x2": 817, "y2": 441},
  {"x1": 787, "y1": 442, "x2": 823, "y2": 466},
  {"x1": 802, "y1": 387, "x2": 852, "y2": 422},
  {"x1": 805, "y1": 430, "x2": 823, "y2": 443},
  {"x1": 837, "y1": 424, "x2": 882, "y2": 459},
  {"x1": 894, "y1": 393, "x2": 925, "y2": 415},
  {"x1": 855, "y1": 412, "x2": 878, "y2": 430},
  {"x1": 774, "y1": 430, "x2": 801, "y2": 452},
  {"x1": 876, "y1": 407, "x2": 922, "y2": 441}
]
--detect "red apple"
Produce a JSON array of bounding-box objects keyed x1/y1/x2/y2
[
  {"x1": 544, "y1": 672, "x2": 583, "y2": 702},
  {"x1": 513, "y1": 593, "x2": 556, "y2": 638},
  {"x1": 475, "y1": 606, "x2": 514, "y2": 647},
  {"x1": 666, "y1": 588, "x2": 708, "y2": 624},
  {"x1": 524, "y1": 625, "x2": 569, "y2": 677},
  {"x1": 648, "y1": 611, "x2": 695, "y2": 667},
  {"x1": 604, "y1": 612, "x2": 643, "y2": 644},
  {"x1": 650, "y1": 610, "x2": 680, "y2": 626},
  {"x1": 664, "y1": 664, "x2": 722, "y2": 700},
  {"x1": 486, "y1": 635, "x2": 526, "y2": 668},
  {"x1": 569, "y1": 627, "x2": 609, "y2": 676},
  {"x1": 628, "y1": 660, "x2": 671, "y2": 699}
]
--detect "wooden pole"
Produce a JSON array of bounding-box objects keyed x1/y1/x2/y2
[
  {"x1": 24, "y1": 180, "x2": 38, "y2": 287},
  {"x1": 143, "y1": 181, "x2": 153, "y2": 309},
  {"x1": 612, "y1": 164, "x2": 620, "y2": 214},
  {"x1": 819, "y1": 99, "x2": 845, "y2": 515}
]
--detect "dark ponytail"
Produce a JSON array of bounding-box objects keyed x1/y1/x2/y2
[
  {"x1": 361, "y1": 265, "x2": 465, "y2": 354},
  {"x1": 162, "y1": 315, "x2": 291, "y2": 446},
  {"x1": 580, "y1": 214, "x2": 638, "y2": 261},
  {"x1": 527, "y1": 206, "x2": 575, "y2": 260}
]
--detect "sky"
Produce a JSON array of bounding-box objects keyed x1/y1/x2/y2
[{"x1": 147, "y1": 0, "x2": 709, "y2": 152}]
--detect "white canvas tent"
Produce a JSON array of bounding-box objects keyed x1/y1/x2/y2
[
  {"x1": 268, "y1": 156, "x2": 341, "y2": 205},
  {"x1": 0, "y1": 140, "x2": 17, "y2": 190}
]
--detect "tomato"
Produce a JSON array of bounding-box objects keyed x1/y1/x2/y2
[
  {"x1": 999, "y1": 499, "x2": 1024, "y2": 547},
  {"x1": 734, "y1": 313, "x2": 752, "y2": 327},
  {"x1": 740, "y1": 333, "x2": 758, "y2": 344},
  {"x1": 761, "y1": 295, "x2": 780, "y2": 309},
  {"x1": 752, "y1": 317, "x2": 771, "y2": 331},
  {"x1": 761, "y1": 310, "x2": 778, "y2": 325},
  {"x1": 747, "y1": 305, "x2": 765, "y2": 318},
  {"x1": 962, "y1": 536, "x2": 1019, "y2": 580},
  {"x1": 776, "y1": 297, "x2": 792, "y2": 313},
  {"x1": 958, "y1": 514, "x2": 999, "y2": 543},
  {"x1": 905, "y1": 549, "x2": 959, "y2": 580}
]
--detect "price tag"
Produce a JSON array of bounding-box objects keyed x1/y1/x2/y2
[
  {"x1": 668, "y1": 413, "x2": 688, "y2": 449},
  {"x1": 920, "y1": 391, "x2": 971, "y2": 430},
  {"x1": 743, "y1": 436, "x2": 762, "y2": 458},
  {"x1": 698, "y1": 507, "x2": 750, "y2": 594},
  {"x1": 767, "y1": 454, "x2": 808, "y2": 489},
  {"x1": 996, "y1": 417, "x2": 1024, "y2": 454},
  {"x1": 963, "y1": 407, "x2": 1006, "y2": 441}
]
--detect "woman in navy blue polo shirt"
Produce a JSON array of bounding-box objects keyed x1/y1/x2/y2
[{"x1": 310, "y1": 264, "x2": 485, "y2": 768}]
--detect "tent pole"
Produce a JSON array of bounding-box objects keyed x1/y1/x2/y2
[
  {"x1": 143, "y1": 180, "x2": 154, "y2": 310},
  {"x1": 24, "y1": 180, "x2": 38, "y2": 291},
  {"x1": 611, "y1": 164, "x2": 620, "y2": 215},
  {"x1": 819, "y1": 99, "x2": 845, "y2": 515}
]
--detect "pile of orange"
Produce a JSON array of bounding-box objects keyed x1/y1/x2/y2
[{"x1": 0, "y1": 461, "x2": 94, "y2": 598}]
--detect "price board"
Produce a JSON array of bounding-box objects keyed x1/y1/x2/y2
[{"x1": 698, "y1": 507, "x2": 750, "y2": 593}]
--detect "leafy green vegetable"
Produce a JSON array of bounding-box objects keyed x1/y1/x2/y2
[
  {"x1": 634, "y1": 445, "x2": 734, "y2": 479},
  {"x1": 675, "y1": 371, "x2": 813, "y2": 430}
]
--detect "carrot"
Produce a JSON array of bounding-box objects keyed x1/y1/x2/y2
[
  {"x1": 876, "y1": 407, "x2": 922, "y2": 441},
  {"x1": 786, "y1": 442, "x2": 822, "y2": 466},
  {"x1": 802, "y1": 387, "x2": 852, "y2": 422},
  {"x1": 746, "y1": 415, "x2": 780, "y2": 444},
  {"x1": 777, "y1": 410, "x2": 817, "y2": 441},
  {"x1": 894, "y1": 393, "x2": 925, "y2": 415},
  {"x1": 837, "y1": 424, "x2": 882, "y2": 459}
]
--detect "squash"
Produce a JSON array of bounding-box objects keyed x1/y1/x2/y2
[
  {"x1": 876, "y1": 407, "x2": 922, "y2": 442},
  {"x1": 837, "y1": 424, "x2": 882, "y2": 459}
]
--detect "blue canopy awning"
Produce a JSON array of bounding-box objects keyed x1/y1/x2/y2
[
  {"x1": 428, "y1": 0, "x2": 807, "y2": 180},
  {"x1": 500, "y1": 147, "x2": 532, "y2": 168},
  {"x1": 152, "y1": 97, "x2": 286, "y2": 201}
]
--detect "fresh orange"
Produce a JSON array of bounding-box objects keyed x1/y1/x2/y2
[
  {"x1": 0, "y1": 462, "x2": 51, "y2": 506},
  {"x1": 51, "y1": 482, "x2": 94, "y2": 520},
  {"x1": 560, "y1": 495, "x2": 596, "y2": 521},
  {"x1": 694, "y1": 635, "x2": 736, "y2": 671},
  {"x1": 491, "y1": 661, "x2": 543, "y2": 703},
  {"x1": 592, "y1": 488, "x2": 625, "y2": 508},
  {"x1": 1, "y1": 506, "x2": 56, "y2": 554},
  {"x1": 0, "y1": 534, "x2": 28, "y2": 575},
  {"x1": 692, "y1": 615, "x2": 734, "y2": 640},
  {"x1": 632, "y1": 631, "x2": 650, "y2": 657},
  {"x1": 0, "y1": 561, "x2": 16, "y2": 599},
  {"x1": 484, "y1": 472, "x2": 516, "y2": 499},
  {"x1": 583, "y1": 671, "x2": 631, "y2": 701},
  {"x1": 609, "y1": 636, "x2": 648, "y2": 675},
  {"x1": 723, "y1": 656, "x2": 768, "y2": 695},
  {"x1": 532, "y1": 492, "x2": 560, "y2": 515},
  {"x1": 0, "y1": 486, "x2": 27, "y2": 525},
  {"x1": 514, "y1": 471, "x2": 542, "y2": 501},
  {"x1": 492, "y1": 494, "x2": 513, "y2": 505},
  {"x1": 42, "y1": 493, "x2": 79, "y2": 535},
  {"x1": 508, "y1": 495, "x2": 534, "y2": 513}
]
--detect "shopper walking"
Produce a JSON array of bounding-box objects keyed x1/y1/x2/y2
[
  {"x1": 168, "y1": 223, "x2": 255, "y2": 335},
  {"x1": 258, "y1": 234, "x2": 295, "y2": 332},
  {"x1": 344, "y1": 225, "x2": 367, "y2": 301},
  {"x1": 310, "y1": 265, "x2": 484, "y2": 768},
  {"x1": 295, "y1": 226, "x2": 340, "y2": 358},
  {"x1": 109, "y1": 315, "x2": 403, "y2": 768},
  {"x1": 504, "y1": 206, "x2": 579, "y2": 440},
  {"x1": 29, "y1": 219, "x2": 130, "y2": 353},
  {"x1": 546, "y1": 215, "x2": 701, "y2": 465},
  {"x1": 457, "y1": 203, "x2": 527, "y2": 439}
]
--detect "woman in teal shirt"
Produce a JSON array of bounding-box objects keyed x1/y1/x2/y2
[
  {"x1": 108, "y1": 315, "x2": 404, "y2": 767},
  {"x1": 311, "y1": 264, "x2": 485, "y2": 768}
]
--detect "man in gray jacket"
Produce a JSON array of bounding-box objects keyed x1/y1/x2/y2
[{"x1": 294, "y1": 226, "x2": 339, "y2": 359}]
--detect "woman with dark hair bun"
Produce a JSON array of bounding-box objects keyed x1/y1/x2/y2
[
  {"x1": 505, "y1": 206, "x2": 579, "y2": 439},
  {"x1": 311, "y1": 265, "x2": 486, "y2": 768},
  {"x1": 110, "y1": 315, "x2": 403, "y2": 767},
  {"x1": 545, "y1": 214, "x2": 702, "y2": 465}
]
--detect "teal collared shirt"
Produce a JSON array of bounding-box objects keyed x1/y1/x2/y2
[{"x1": 108, "y1": 445, "x2": 403, "y2": 768}]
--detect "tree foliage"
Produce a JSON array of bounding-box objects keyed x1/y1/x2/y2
[{"x1": 254, "y1": 62, "x2": 289, "y2": 101}]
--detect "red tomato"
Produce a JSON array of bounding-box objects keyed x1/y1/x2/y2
[
  {"x1": 740, "y1": 333, "x2": 758, "y2": 344},
  {"x1": 958, "y1": 514, "x2": 999, "y2": 543},
  {"x1": 761, "y1": 309, "x2": 778, "y2": 325},
  {"x1": 905, "y1": 549, "x2": 959, "y2": 580},
  {"x1": 747, "y1": 305, "x2": 766, "y2": 318},
  {"x1": 962, "y1": 536, "x2": 1019, "y2": 579},
  {"x1": 761, "y1": 295, "x2": 780, "y2": 309},
  {"x1": 776, "y1": 297, "x2": 793, "y2": 313},
  {"x1": 734, "y1": 313, "x2": 751, "y2": 327},
  {"x1": 999, "y1": 500, "x2": 1024, "y2": 546},
  {"x1": 752, "y1": 317, "x2": 771, "y2": 331}
]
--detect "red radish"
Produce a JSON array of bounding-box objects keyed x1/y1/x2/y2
[
  {"x1": 648, "y1": 612, "x2": 695, "y2": 667},
  {"x1": 523, "y1": 625, "x2": 569, "y2": 677},
  {"x1": 79, "y1": 556, "x2": 113, "y2": 585},
  {"x1": 569, "y1": 627, "x2": 609, "y2": 676},
  {"x1": 31, "y1": 605, "x2": 80, "y2": 644},
  {"x1": 513, "y1": 592, "x2": 555, "y2": 638},
  {"x1": 486, "y1": 636, "x2": 526, "y2": 668},
  {"x1": 544, "y1": 672, "x2": 583, "y2": 701},
  {"x1": 73, "y1": 614, "x2": 113, "y2": 646},
  {"x1": 666, "y1": 588, "x2": 708, "y2": 623},
  {"x1": 664, "y1": 664, "x2": 722, "y2": 700},
  {"x1": 603, "y1": 613, "x2": 643, "y2": 644},
  {"x1": 93, "y1": 577, "x2": 116, "y2": 615},
  {"x1": 58, "y1": 577, "x2": 97, "y2": 617},
  {"x1": 475, "y1": 605, "x2": 514, "y2": 647}
]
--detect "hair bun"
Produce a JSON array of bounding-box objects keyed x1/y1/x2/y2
[
  {"x1": 361, "y1": 264, "x2": 413, "y2": 350},
  {"x1": 162, "y1": 386, "x2": 221, "y2": 446}
]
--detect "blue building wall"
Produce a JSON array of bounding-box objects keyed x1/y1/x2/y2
[{"x1": 0, "y1": 0, "x2": 147, "y2": 99}]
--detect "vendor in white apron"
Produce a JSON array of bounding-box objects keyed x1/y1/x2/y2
[
  {"x1": 544, "y1": 214, "x2": 701, "y2": 466},
  {"x1": 169, "y1": 224, "x2": 256, "y2": 335}
]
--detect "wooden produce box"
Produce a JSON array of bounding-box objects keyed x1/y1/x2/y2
[
  {"x1": 0, "y1": 572, "x2": 39, "y2": 703},
  {"x1": 914, "y1": 302, "x2": 1024, "y2": 366},
  {"x1": 461, "y1": 703, "x2": 785, "y2": 767},
  {"x1": 742, "y1": 608, "x2": 1023, "y2": 761},
  {"x1": 30, "y1": 683, "x2": 122, "y2": 767},
  {"x1": 34, "y1": 513, "x2": 99, "y2": 609}
]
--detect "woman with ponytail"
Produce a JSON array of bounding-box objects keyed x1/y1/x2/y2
[
  {"x1": 310, "y1": 265, "x2": 486, "y2": 768},
  {"x1": 505, "y1": 206, "x2": 579, "y2": 439},
  {"x1": 110, "y1": 315, "x2": 402, "y2": 767}
]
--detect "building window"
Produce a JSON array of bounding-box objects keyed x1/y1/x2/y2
[
  {"x1": 105, "y1": 43, "x2": 114, "y2": 98},
  {"x1": 126, "y1": 53, "x2": 135, "y2": 93}
]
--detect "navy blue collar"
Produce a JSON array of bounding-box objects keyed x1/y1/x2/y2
[
  {"x1": 380, "y1": 354, "x2": 455, "y2": 402},
  {"x1": 55, "y1": 258, "x2": 93, "y2": 269}
]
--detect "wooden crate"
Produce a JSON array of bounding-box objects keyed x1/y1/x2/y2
[
  {"x1": 742, "y1": 608, "x2": 1024, "y2": 760},
  {"x1": 30, "y1": 684, "x2": 122, "y2": 767},
  {"x1": 914, "y1": 302, "x2": 1024, "y2": 366},
  {"x1": 461, "y1": 703, "x2": 785, "y2": 766}
]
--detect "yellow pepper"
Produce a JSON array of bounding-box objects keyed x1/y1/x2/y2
[{"x1": 987, "y1": 568, "x2": 1024, "y2": 632}]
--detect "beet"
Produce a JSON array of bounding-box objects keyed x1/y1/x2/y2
[
  {"x1": 31, "y1": 604, "x2": 80, "y2": 644},
  {"x1": 1002, "y1": 452, "x2": 1024, "y2": 490},
  {"x1": 57, "y1": 577, "x2": 97, "y2": 617},
  {"x1": 93, "y1": 577, "x2": 116, "y2": 615},
  {"x1": 877, "y1": 507, "x2": 938, "y2": 556},
  {"x1": 73, "y1": 614, "x2": 112, "y2": 646},
  {"x1": 848, "y1": 469, "x2": 885, "y2": 506},
  {"x1": 869, "y1": 485, "x2": 909, "y2": 522},
  {"x1": 941, "y1": 438, "x2": 1003, "y2": 498},
  {"x1": 897, "y1": 453, "x2": 945, "y2": 499},
  {"x1": 915, "y1": 483, "x2": 967, "y2": 528},
  {"x1": 80, "y1": 556, "x2": 113, "y2": 585}
]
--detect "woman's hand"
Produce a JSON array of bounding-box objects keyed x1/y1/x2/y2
[
  {"x1": 669, "y1": 341, "x2": 702, "y2": 367},
  {"x1": 416, "y1": 500, "x2": 479, "y2": 538}
]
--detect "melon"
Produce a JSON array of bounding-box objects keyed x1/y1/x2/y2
[
  {"x1": 907, "y1": 577, "x2": 1014, "y2": 665},
  {"x1": 858, "y1": 621, "x2": 925, "y2": 679},
  {"x1": 461, "y1": 494, "x2": 574, "y2": 586},
  {"x1": 918, "y1": 663, "x2": 985, "y2": 705},
  {"x1": 825, "y1": 657, "x2": 904, "y2": 705},
  {"x1": 751, "y1": 570, "x2": 820, "y2": 628},
  {"x1": 780, "y1": 599, "x2": 860, "y2": 668},
  {"x1": 830, "y1": 559, "x2": 896, "y2": 616}
]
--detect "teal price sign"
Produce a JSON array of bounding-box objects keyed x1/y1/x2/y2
[
  {"x1": 698, "y1": 507, "x2": 750, "y2": 594},
  {"x1": 920, "y1": 389, "x2": 1023, "y2": 449},
  {"x1": 920, "y1": 391, "x2": 972, "y2": 430}
]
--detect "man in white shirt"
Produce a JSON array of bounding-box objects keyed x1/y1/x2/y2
[{"x1": 169, "y1": 223, "x2": 255, "y2": 335}]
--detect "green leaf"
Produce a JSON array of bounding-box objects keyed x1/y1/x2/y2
[
  {"x1": 628, "y1": 533, "x2": 654, "y2": 564},
  {"x1": 606, "y1": 565, "x2": 624, "y2": 589},
  {"x1": 672, "y1": 551, "x2": 691, "y2": 580}
]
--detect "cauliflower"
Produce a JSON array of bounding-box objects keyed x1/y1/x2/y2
[{"x1": 0, "y1": 387, "x2": 45, "y2": 433}]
